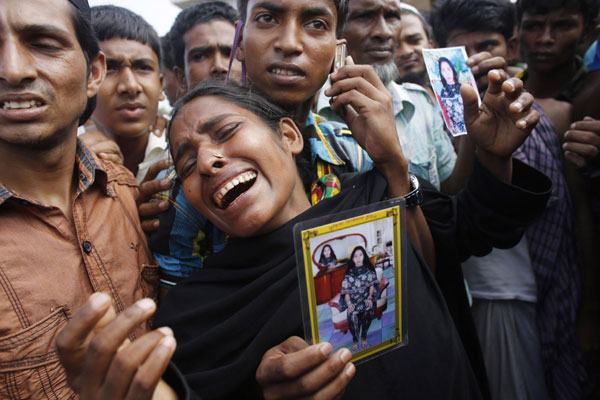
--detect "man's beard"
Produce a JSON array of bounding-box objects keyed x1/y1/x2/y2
[
  {"x1": 372, "y1": 62, "x2": 400, "y2": 86},
  {"x1": 397, "y1": 70, "x2": 428, "y2": 86}
]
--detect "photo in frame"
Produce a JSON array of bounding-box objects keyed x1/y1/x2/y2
[
  {"x1": 422, "y1": 46, "x2": 481, "y2": 137},
  {"x1": 294, "y1": 199, "x2": 407, "y2": 364}
]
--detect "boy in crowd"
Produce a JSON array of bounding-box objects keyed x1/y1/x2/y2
[
  {"x1": 0, "y1": 0, "x2": 172, "y2": 397},
  {"x1": 89, "y1": 6, "x2": 168, "y2": 182},
  {"x1": 432, "y1": 1, "x2": 592, "y2": 399},
  {"x1": 515, "y1": 0, "x2": 598, "y2": 102},
  {"x1": 170, "y1": 1, "x2": 241, "y2": 95},
  {"x1": 394, "y1": 4, "x2": 435, "y2": 100}
]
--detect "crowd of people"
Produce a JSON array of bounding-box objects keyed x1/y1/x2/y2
[{"x1": 0, "y1": 0, "x2": 598, "y2": 399}]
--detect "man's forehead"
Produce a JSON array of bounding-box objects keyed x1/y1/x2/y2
[
  {"x1": 401, "y1": 14, "x2": 426, "y2": 36},
  {"x1": 1, "y1": 0, "x2": 75, "y2": 30},
  {"x1": 100, "y1": 38, "x2": 159, "y2": 63},
  {"x1": 348, "y1": 0, "x2": 401, "y2": 11},
  {"x1": 521, "y1": 9, "x2": 583, "y2": 21},
  {"x1": 184, "y1": 20, "x2": 236, "y2": 48},
  {"x1": 247, "y1": 0, "x2": 337, "y2": 16}
]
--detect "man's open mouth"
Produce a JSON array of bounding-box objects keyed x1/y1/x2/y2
[
  {"x1": 2, "y1": 100, "x2": 43, "y2": 110},
  {"x1": 214, "y1": 171, "x2": 257, "y2": 209}
]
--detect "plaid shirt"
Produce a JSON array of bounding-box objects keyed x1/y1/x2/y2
[{"x1": 513, "y1": 103, "x2": 585, "y2": 400}]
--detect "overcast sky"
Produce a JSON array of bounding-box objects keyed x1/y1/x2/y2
[{"x1": 88, "y1": 0, "x2": 181, "y2": 36}]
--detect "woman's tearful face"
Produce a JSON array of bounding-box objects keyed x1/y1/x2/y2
[{"x1": 169, "y1": 95, "x2": 309, "y2": 238}]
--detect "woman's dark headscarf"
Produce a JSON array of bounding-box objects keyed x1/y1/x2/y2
[
  {"x1": 438, "y1": 57, "x2": 458, "y2": 88},
  {"x1": 347, "y1": 245, "x2": 375, "y2": 273}
]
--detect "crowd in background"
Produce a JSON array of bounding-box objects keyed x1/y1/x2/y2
[{"x1": 0, "y1": 0, "x2": 598, "y2": 399}]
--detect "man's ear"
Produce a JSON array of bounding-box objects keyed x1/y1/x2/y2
[
  {"x1": 87, "y1": 51, "x2": 106, "y2": 98},
  {"x1": 279, "y1": 117, "x2": 304, "y2": 156},
  {"x1": 174, "y1": 66, "x2": 187, "y2": 91},
  {"x1": 235, "y1": 27, "x2": 245, "y2": 62},
  {"x1": 159, "y1": 72, "x2": 166, "y2": 101}
]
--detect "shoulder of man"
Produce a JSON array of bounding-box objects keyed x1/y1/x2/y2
[{"x1": 397, "y1": 82, "x2": 436, "y2": 106}]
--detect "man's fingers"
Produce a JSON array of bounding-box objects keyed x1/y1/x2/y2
[
  {"x1": 328, "y1": 63, "x2": 386, "y2": 92},
  {"x1": 471, "y1": 56, "x2": 507, "y2": 77},
  {"x1": 137, "y1": 177, "x2": 171, "y2": 210},
  {"x1": 502, "y1": 78, "x2": 525, "y2": 103},
  {"x1": 142, "y1": 159, "x2": 173, "y2": 184},
  {"x1": 569, "y1": 119, "x2": 600, "y2": 132},
  {"x1": 467, "y1": 51, "x2": 491, "y2": 68},
  {"x1": 125, "y1": 335, "x2": 177, "y2": 400},
  {"x1": 141, "y1": 218, "x2": 160, "y2": 234},
  {"x1": 257, "y1": 342, "x2": 333, "y2": 385},
  {"x1": 484, "y1": 69, "x2": 507, "y2": 95},
  {"x1": 515, "y1": 109, "x2": 539, "y2": 131},
  {"x1": 139, "y1": 199, "x2": 169, "y2": 218},
  {"x1": 563, "y1": 141, "x2": 599, "y2": 160},
  {"x1": 564, "y1": 150, "x2": 587, "y2": 167},
  {"x1": 101, "y1": 327, "x2": 174, "y2": 400},
  {"x1": 460, "y1": 84, "x2": 481, "y2": 126},
  {"x1": 79, "y1": 298, "x2": 157, "y2": 396},
  {"x1": 56, "y1": 293, "x2": 112, "y2": 361}
]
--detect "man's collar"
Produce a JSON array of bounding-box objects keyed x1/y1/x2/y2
[{"x1": 0, "y1": 140, "x2": 113, "y2": 207}]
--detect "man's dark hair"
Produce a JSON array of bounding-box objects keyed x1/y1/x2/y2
[
  {"x1": 400, "y1": 5, "x2": 433, "y2": 41},
  {"x1": 431, "y1": 0, "x2": 515, "y2": 47},
  {"x1": 169, "y1": 2, "x2": 239, "y2": 69},
  {"x1": 161, "y1": 35, "x2": 176, "y2": 71},
  {"x1": 516, "y1": 0, "x2": 599, "y2": 29},
  {"x1": 69, "y1": 3, "x2": 100, "y2": 125},
  {"x1": 91, "y1": 5, "x2": 162, "y2": 64},
  {"x1": 169, "y1": 80, "x2": 315, "y2": 191},
  {"x1": 237, "y1": 0, "x2": 349, "y2": 38}
]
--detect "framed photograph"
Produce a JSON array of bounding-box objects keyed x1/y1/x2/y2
[
  {"x1": 422, "y1": 46, "x2": 481, "y2": 137},
  {"x1": 294, "y1": 199, "x2": 407, "y2": 364}
]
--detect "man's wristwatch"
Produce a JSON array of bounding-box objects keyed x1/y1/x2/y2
[{"x1": 403, "y1": 174, "x2": 423, "y2": 207}]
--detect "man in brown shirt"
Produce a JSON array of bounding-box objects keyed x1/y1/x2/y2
[{"x1": 0, "y1": 0, "x2": 161, "y2": 398}]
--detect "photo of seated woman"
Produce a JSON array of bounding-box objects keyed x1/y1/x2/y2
[{"x1": 338, "y1": 246, "x2": 380, "y2": 351}]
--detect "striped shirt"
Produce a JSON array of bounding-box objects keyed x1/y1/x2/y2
[{"x1": 513, "y1": 103, "x2": 585, "y2": 400}]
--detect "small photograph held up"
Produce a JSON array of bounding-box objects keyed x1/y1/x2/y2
[{"x1": 422, "y1": 46, "x2": 481, "y2": 136}]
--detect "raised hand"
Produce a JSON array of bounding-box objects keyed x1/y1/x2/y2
[
  {"x1": 462, "y1": 69, "x2": 538, "y2": 181},
  {"x1": 256, "y1": 336, "x2": 355, "y2": 400},
  {"x1": 56, "y1": 293, "x2": 177, "y2": 400},
  {"x1": 325, "y1": 56, "x2": 405, "y2": 170}
]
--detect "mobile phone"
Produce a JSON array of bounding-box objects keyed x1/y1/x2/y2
[{"x1": 334, "y1": 42, "x2": 347, "y2": 72}]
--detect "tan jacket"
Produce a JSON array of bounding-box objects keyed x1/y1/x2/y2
[{"x1": 0, "y1": 142, "x2": 158, "y2": 399}]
